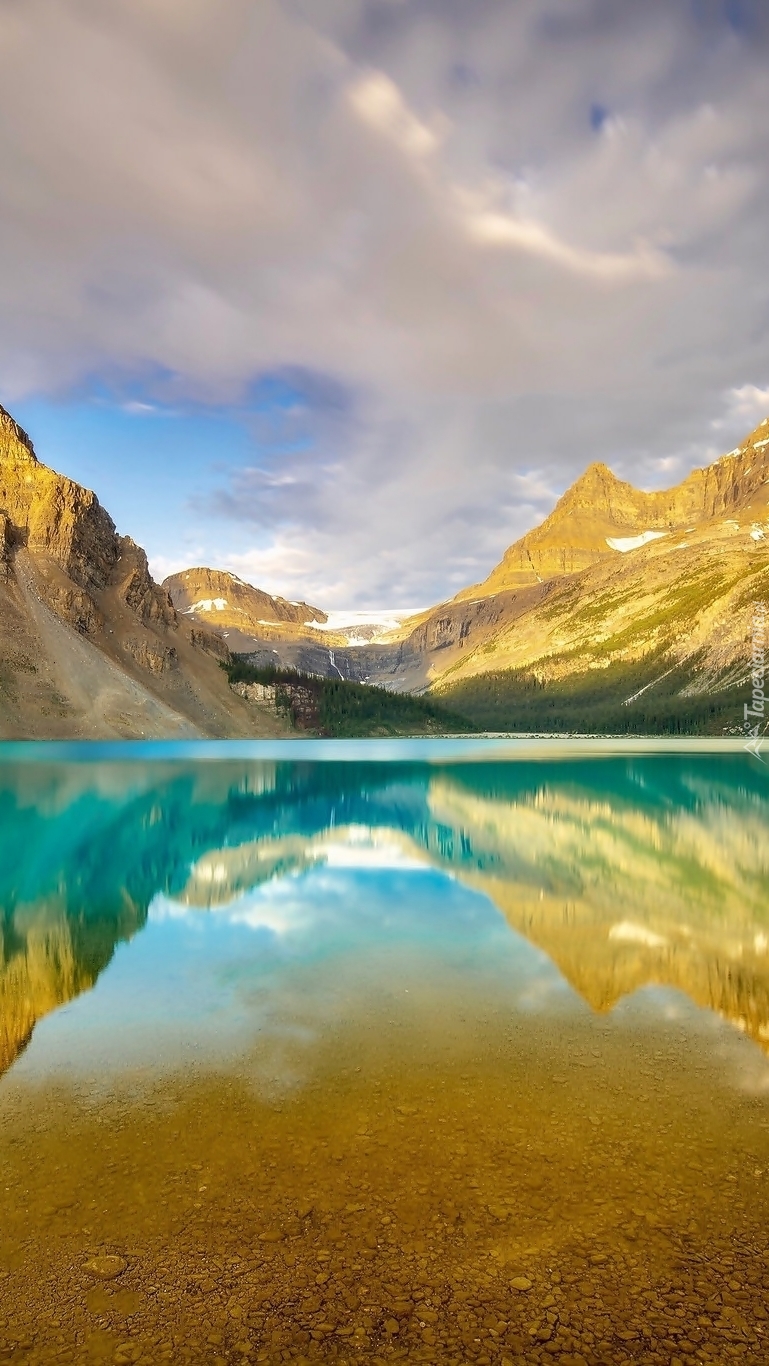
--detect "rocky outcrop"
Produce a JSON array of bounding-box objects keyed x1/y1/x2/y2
[
  {"x1": 0, "y1": 404, "x2": 175, "y2": 641},
  {"x1": 113, "y1": 537, "x2": 176, "y2": 627},
  {"x1": 233, "y1": 676, "x2": 321, "y2": 729},
  {"x1": 123, "y1": 637, "x2": 179, "y2": 675},
  {"x1": 232, "y1": 680, "x2": 277, "y2": 705},
  {"x1": 187, "y1": 626, "x2": 231, "y2": 660}
]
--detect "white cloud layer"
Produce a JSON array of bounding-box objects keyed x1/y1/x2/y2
[{"x1": 0, "y1": 0, "x2": 768, "y2": 604}]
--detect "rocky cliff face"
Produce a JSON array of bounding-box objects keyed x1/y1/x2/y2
[
  {"x1": 0, "y1": 404, "x2": 291, "y2": 739},
  {"x1": 458, "y1": 418, "x2": 769, "y2": 595},
  {"x1": 0, "y1": 405, "x2": 174, "y2": 631}
]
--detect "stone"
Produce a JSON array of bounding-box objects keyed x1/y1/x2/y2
[
  {"x1": 511, "y1": 1277, "x2": 532, "y2": 1292},
  {"x1": 82, "y1": 1255, "x2": 127, "y2": 1281}
]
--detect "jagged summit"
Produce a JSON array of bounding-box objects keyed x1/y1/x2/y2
[{"x1": 455, "y1": 419, "x2": 769, "y2": 598}]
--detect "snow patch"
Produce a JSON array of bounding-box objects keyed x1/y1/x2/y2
[
  {"x1": 306, "y1": 608, "x2": 426, "y2": 646},
  {"x1": 184, "y1": 597, "x2": 228, "y2": 613},
  {"x1": 753, "y1": 437, "x2": 769, "y2": 450},
  {"x1": 606, "y1": 530, "x2": 667, "y2": 553}
]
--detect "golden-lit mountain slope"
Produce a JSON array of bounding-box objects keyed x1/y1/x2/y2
[
  {"x1": 0, "y1": 406, "x2": 288, "y2": 738},
  {"x1": 182, "y1": 419, "x2": 768, "y2": 726},
  {"x1": 344, "y1": 420, "x2": 769, "y2": 716},
  {"x1": 456, "y1": 419, "x2": 769, "y2": 596}
]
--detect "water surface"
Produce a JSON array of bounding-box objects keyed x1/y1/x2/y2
[{"x1": 2, "y1": 742, "x2": 769, "y2": 1364}]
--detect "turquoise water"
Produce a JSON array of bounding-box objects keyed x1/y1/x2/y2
[
  {"x1": 3, "y1": 740, "x2": 769, "y2": 1365},
  {"x1": 2, "y1": 740, "x2": 768, "y2": 1083}
]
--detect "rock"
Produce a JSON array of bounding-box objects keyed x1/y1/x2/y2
[
  {"x1": 233, "y1": 681, "x2": 277, "y2": 706},
  {"x1": 123, "y1": 636, "x2": 178, "y2": 675},
  {"x1": 510, "y1": 1276, "x2": 532, "y2": 1292},
  {"x1": 82, "y1": 1255, "x2": 127, "y2": 1280}
]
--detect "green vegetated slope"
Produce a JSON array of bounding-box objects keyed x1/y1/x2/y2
[
  {"x1": 223, "y1": 660, "x2": 477, "y2": 737},
  {"x1": 430, "y1": 528, "x2": 769, "y2": 736},
  {"x1": 439, "y1": 651, "x2": 747, "y2": 735}
]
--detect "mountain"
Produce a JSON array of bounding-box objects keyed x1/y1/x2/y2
[
  {"x1": 279, "y1": 418, "x2": 766, "y2": 729},
  {"x1": 421, "y1": 420, "x2": 769, "y2": 727},
  {"x1": 0, "y1": 406, "x2": 288, "y2": 739},
  {"x1": 163, "y1": 566, "x2": 326, "y2": 653},
  {"x1": 455, "y1": 429, "x2": 769, "y2": 596},
  {"x1": 163, "y1": 568, "x2": 418, "y2": 662},
  {"x1": 161, "y1": 418, "x2": 769, "y2": 732},
  {"x1": 3, "y1": 398, "x2": 768, "y2": 737}
]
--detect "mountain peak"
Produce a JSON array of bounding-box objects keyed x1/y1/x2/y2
[
  {"x1": 577, "y1": 460, "x2": 619, "y2": 480},
  {"x1": 557, "y1": 460, "x2": 628, "y2": 508},
  {"x1": 457, "y1": 417, "x2": 769, "y2": 600}
]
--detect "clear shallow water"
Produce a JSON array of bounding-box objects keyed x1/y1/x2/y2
[{"x1": 2, "y1": 742, "x2": 769, "y2": 1364}]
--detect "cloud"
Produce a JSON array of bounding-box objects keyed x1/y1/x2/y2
[
  {"x1": 716, "y1": 384, "x2": 769, "y2": 429},
  {"x1": 458, "y1": 188, "x2": 670, "y2": 281},
  {"x1": 0, "y1": 0, "x2": 768, "y2": 603},
  {"x1": 348, "y1": 70, "x2": 442, "y2": 157}
]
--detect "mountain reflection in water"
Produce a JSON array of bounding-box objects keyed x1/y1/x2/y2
[{"x1": 2, "y1": 752, "x2": 768, "y2": 1079}]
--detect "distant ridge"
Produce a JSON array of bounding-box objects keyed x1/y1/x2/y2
[{"x1": 164, "y1": 565, "x2": 326, "y2": 627}]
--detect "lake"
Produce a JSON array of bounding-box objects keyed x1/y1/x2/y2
[{"x1": 1, "y1": 739, "x2": 769, "y2": 1365}]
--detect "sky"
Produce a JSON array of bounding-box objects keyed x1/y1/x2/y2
[{"x1": 1, "y1": 0, "x2": 768, "y2": 609}]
